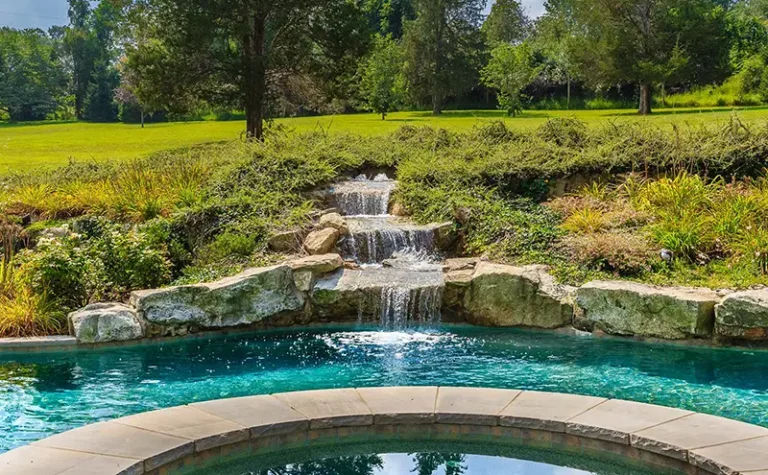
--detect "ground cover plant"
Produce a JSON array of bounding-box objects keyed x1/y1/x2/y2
[{"x1": 2, "y1": 117, "x2": 768, "y2": 336}]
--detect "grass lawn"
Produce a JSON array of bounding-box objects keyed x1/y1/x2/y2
[{"x1": 1, "y1": 106, "x2": 768, "y2": 172}]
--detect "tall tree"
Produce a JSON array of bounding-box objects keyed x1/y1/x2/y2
[
  {"x1": 569, "y1": 0, "x2": 731, "y2": 114},
  {"x1": 66, "y1": 0, "x2": 94, "y2": 119},
  {"x1": 0, "y1": 28, "x2": 68, "y2": 121},
  {"x1": 402, "y1": 0, "x2": 486, "y2": 115},
  {"x1": 123, "y1": 0, "x2": 368, "y2": 139},
  {"x1": 482, "y1": 0, "x2": 529, "y2": 46},
  {"x1": 365, "y1": 0, "x2": 416, "y2": 37}
]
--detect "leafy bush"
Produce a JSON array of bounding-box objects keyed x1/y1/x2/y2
[{"x1": 561, "y1": 207, "x2": 607, "y2": 234}]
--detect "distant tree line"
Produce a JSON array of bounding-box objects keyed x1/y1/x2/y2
[{"x1": 2, "y1": 0, "x2": 768, "y2": 137}]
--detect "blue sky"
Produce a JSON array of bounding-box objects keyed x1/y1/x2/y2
[{"x1": 0, "y1": 0, "x2": 547, "y2": 29}]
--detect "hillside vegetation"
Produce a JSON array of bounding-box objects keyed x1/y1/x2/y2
[{"x1": 2, "y1": 118, "x2": 768, "y2": 336}]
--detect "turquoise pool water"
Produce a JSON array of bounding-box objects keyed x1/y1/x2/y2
[
  {"x1": 1, "y1": 325, "x2": 768, "y2": 452},
  {"x1": 191, "y1": 440, "x2": 662, "y2": 475}
]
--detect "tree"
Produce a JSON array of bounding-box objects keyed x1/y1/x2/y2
[
  {"x1": 365, "y1": 0, "x2": 416, "y2": 38},
  {"x1": 533, "y1": 0, "x2": 586, "y2": 109},
  {"x1": 65, "y1": 0, "x2": 122, "y2": 122},
  {"x1": 66, "y1": 0, "x2": 94, "y2": 119},
  {"x1": 402, "y1": 0, "x2": 485, "y2": 115},
  {"x1": 481, "y1": 42, "x2": 539, "y2": 116},
  {"x1": 123, "y1": 0, "x2": 369, "y2": 139},
  {"x1": 569, "y1": 0, "x2": 730, "y2": 114},
  {"x1": 0, "y1": 28, "x2": 68, "y2": 121},
  {"x1": 359, "y1": 35, "x2": 405, "y2": 119},
  {"x1": 482, "y1": 0, "x2": 529, "y2": 46}
]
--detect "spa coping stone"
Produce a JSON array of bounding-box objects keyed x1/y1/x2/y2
[{"x1": 2, "y1": 387, "x2": 767, "y2": 475}]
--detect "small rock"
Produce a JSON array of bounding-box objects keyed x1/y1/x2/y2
[
  {"x1": 343, "y1": 260, "x2": 361, "y2": 270},
  {"x1": 317, "y1": 213, "x2": 349, "y2": 235},
  {"x1": 434, "y1": 222, "x2": 458, "y2": 252},
  {"x1": 268, "y1": 230, "x2": 303, "y2": 253},
  {"x1": 288, "y1": 254, "x2": 344, "y2": 274},
  {"x1": 390, "y1": 202, "x2": 408, "y2": 217},
  {"x1": 68, "y1": 303, "x2": 144, "y2": 344},
  {"x1": 442, "y1": 258, "x2": 479, "y2": 273},
  {"x1": 304, "y1": 228, "x2": 340, "y2": 255}
]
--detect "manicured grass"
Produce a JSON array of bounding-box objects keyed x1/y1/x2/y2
[{"x1": 1, "y1": 106, "x2": 768, "y2": 171}]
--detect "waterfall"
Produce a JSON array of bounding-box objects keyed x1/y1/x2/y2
[
  {"x1": 328, "y1": 176, "x2": 444, "y2": 328},
  {"x1": 379, "y1": 285, "x2": 443, "y2": 329},
  {"x1": 331, "y1": 178, "x2": 395, "y2": 216}
]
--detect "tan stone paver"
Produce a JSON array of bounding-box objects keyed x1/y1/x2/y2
[
  {"x1": 357, "y1": 386, "x2": 438, "y2": 424},
  {"x1": 631, "y1": 413, "x2": 768, "y2": 461},
  {"x1": 499, "y1": 391, "x2": 606, "y2": 432},
  {"x1": 33, "y1": 420, "x2": 191, "y2": 471},
  {"x1": 689, "y1": 435, "x2": 768, "y2": 474},
  {"x1": 435, "y1": 387, "x2": 521, "y2": 425},
  {"x1": 191, "y1": 394, "x2": 308, "y2": 437},
  {"x1": 0, "y1": 444, "x2": 142, "y2": 475},
  {"x1": 275, "y1": 388, "x2": 373, "y2": 429},
  {"x1": 566, "y1": 399, "x2": 692, "y2": 444},
  {"x1": 115, "y1": 405, "x2": 249, "y2": 452}
]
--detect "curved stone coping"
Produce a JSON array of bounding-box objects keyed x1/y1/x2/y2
[{"x1": 2, "y1": 387, "x2": 767, "y2": 475}]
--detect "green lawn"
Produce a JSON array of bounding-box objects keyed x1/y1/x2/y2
[{"x1": 2, "y1": 106, "x2": 768, "y2": 172}]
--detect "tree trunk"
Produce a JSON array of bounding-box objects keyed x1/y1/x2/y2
[
  {"x1": 243, "y1": 11, "x2": 267, "y2": 140},
  {"x1": 566, "y1": 76, "x2": 571, "y2": 110},
  {"x1": 382, "y1": 112, "x2": 386, "y2": 120},
  {"x1": 141, "y1": 110, "x2": 145, "y2": 129},
  {"x1": 432, "y1": 94, "x2": 442, "y2": 116},
  {"x1": 661, "y1": 83, "x2": 666, "y2": 107},
  {"x1": 638, "y1": 83, "x2": 652, "y2": 115}
]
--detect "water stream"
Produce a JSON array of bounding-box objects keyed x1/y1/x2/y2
[{"x1": 329, "y1": 175, "x2": 444, "y2": 327}]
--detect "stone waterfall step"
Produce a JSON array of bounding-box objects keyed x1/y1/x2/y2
[
  {"x1": 339, "y1": 216, "x2": 452, "y2": 264},
  {"x1": 330, "y1": 177, "x2": 396, "y2": 216},
  {"x1": 312, "y1": 267, "x2": 444, "y2": 328}
]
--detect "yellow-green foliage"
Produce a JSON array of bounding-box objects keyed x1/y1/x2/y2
[
  {"x1": 561, "y1": 207, "x2": 607, "y2": 234},
  {"x1": 664, "y1": 78, "x2": 763, "y2": 108},
  {"x1": 0, "y1": 277, "x2": 63, "y2": 338}
]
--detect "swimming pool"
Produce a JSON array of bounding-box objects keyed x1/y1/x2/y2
[
  {"x1": 1, "y1": 325, "x2": 767, "y2": 452},
  {"x1": 188, "y1": 440, "x2": 664, "y2": 475}
]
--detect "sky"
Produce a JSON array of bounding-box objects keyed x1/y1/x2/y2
[{"x1": 0, "y1": 0, "x2": 547, "y2": 30}]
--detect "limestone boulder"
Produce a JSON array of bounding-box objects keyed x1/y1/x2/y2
[
  {"x1": 68, "y1": 303, "x2": 144, "y2": 344},
  {"x1": 304, "y1": 228, "x2": 339, "y2": 255},
  {"x1": 462, "y1": 263, "x2": 573, "y2": 329},
  {"x1": 289, "y1": 254, "x2": 344, "y2": 274},
  {"x1": 131, "y1": 265, "x2": 305, "y2": 329},
  {"x1": 576, "y1": 281, "x2": 718, "y2": 339},
  {"x1": 317, "y1": 213, "x2": 349, "y2": 235},
  {"x1": 268, "y1": 230, "x2": 303, "y2": 253},
  {"x1": 716, "y1": 289, "x2": 768, "y2": 341}
]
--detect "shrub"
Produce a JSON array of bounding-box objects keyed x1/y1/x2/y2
[
  {"x1": 561, "y1": 207, "x2": 607, "y2": 234},
  {"x1": 536, "y1": 118, "x2": 588, "y2": 147},
  {"x1": 17, "y1": 236, "x2": 96, "y2": 309},
  {"x1": 0, "y1": 278, "x2": 64, "y2": 337},
  {"x1": 560, "y1": 232, "x2": 654, "y2": 276}
]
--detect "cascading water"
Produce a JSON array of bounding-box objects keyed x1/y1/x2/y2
[{"x1": 328, "y1": 174, "x2": 444, "y2": 328}]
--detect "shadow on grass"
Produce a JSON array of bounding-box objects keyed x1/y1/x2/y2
[
  {"x1": 606, "y1": 105, "x2": 768, "y2": 118},
  {"x1": 404, "y1": 110, "x2": 553, "y2": 119}
]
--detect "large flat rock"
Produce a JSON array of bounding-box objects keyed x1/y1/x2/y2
[
  {"x1": 312, "y1": 267, "x2": 444, "y2": 321},
  {"x1": 576, "y1": 281, "x2": 718, "y2": 339},
  {"x1": 462, "y1": 263, "x2": 574, "y2": 329},
  {"x1": 68, "y1": 303, "x2": 144, "y2": 344},
  {"x1": 131, "y1": 265, "x2": 305, "y2": 329},
  {"x1": 716, "y1": 289, "x2": 768, "y2": 341}
]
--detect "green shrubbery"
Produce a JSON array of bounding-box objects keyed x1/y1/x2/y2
[{"x1": 2, "y1": 119, "x2": 768, "y2": 336}]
